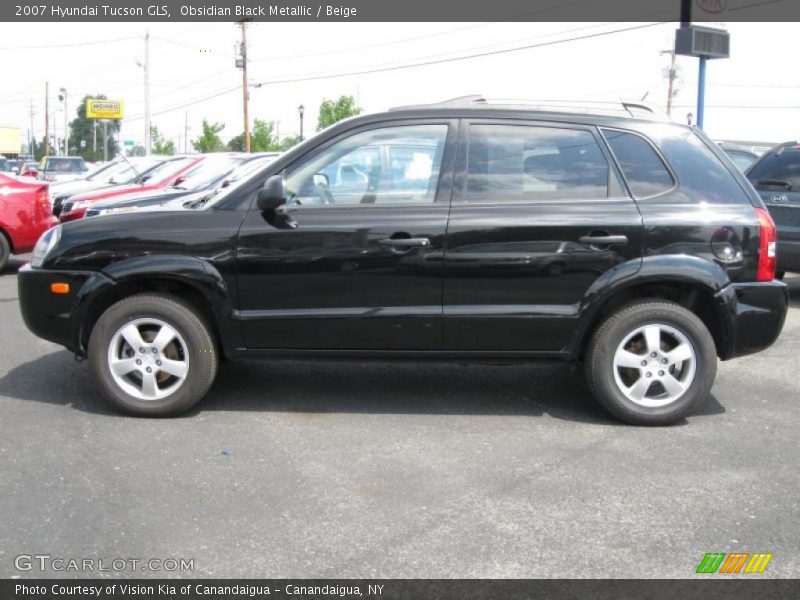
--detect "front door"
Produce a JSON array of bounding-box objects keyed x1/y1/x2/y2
[
  {"x1": 443, "y1": 120, "x2": 644, "y2": 352},
  {"x1": 236, "y1": 120, "x2": 456, "y2": 350}
]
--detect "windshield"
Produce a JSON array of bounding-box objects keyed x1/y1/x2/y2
[
  {"x1": 173, "y1": 156, "x2": 244, "y2": 190},
  {"x1": 100, "y1": 158, "x2": 166, "y2": 184},
  {"x1": 183, "y1": 156, "x2": 277, "y2": 209},
  {"x1": 44, "y1": 157, "x2": 85, "y2": 172},
  {"x1": 142, "y1": 157, "x2": 196, "y2": 184},
  {"x1": 748, "y1": 148, "x2": 800, "y2": 189}
]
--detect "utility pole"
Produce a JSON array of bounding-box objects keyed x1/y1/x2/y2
[
  {"x1": 662, "y1": 46, "x2": 677, "y2": 117},
  {"x1": 44, "y1": 82, "x2": 50, "y2": 156},
  {"x1": 144, "y1": 30, "x2": 151, "y2": 155},
  {"x1": 184, "y1": 112, "x2": 189, "y2": 154},
  {"x1": 93, "y1": 121, "x2": 97, "y2": 156},
  {"x1": 103, "y1": 120, "x2": 108, "y2": 161},
  {"x1": 29, "y1": 100, "x2": 35, "y2": 156},
  {"x1": 59, "y1": 87, "x2": 68, "y2": 155},
  {"x1": 238, "y1": 21, "x2": 250, "y2": 152}
]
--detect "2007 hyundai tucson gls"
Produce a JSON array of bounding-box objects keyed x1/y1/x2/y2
[{"x1": 18, "y1": 97, "x2": 788, "y2": 424}]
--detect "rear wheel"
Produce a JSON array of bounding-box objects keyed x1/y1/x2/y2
[
  {"x1": 0, "y1": 231, "x2": 10, "y2": 272},
  {"x1": 88, "y1": 293, "x2": 218, "y2": 416},
  {"x1": 585, "y1": 300, "x2": 717, "y2": 425}
]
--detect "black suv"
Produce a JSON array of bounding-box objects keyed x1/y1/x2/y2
[
  {"x1": 746, "y1": 141, "x2": 800, "y2": 276},
  {"x1": 18, "y1": 97, "x2": 788, "y2": 424}
]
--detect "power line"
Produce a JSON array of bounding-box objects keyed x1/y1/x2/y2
[
  {"x1": 251, "y1": 22, "x2": 667, "y2": 87},
  {"x1": 124, "y1": 22, "x2": 666, "y2": 124},
  {"x1": 0, "y1": 35, "x2": 141, "y2": 51}
]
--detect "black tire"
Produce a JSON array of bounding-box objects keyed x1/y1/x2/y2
[
  {"x1": 0, "y1": 231, "x2": 10, "y2": 273},
  {"x1": 88, "y1": 293, "x2": 218, "y2": 417},
  {"x1": 585, "y1": 300, "x2": 717, "y2": 426}
]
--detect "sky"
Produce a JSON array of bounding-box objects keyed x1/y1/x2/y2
[{"x1": 1, "y1": 21, "x2": 798, "y2": 153}]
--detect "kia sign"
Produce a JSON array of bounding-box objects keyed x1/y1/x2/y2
[{"x1": 86, "y1": 99, "x2": 124, "y2": 120}]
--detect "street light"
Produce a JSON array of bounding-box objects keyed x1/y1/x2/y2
[
  {"x1": 58, "y1": 87, "x2": 68, "y2": 155},
  {"x1": 298, "y1": 104, "x2": 305, "y2": 141},
  {"x1": 686, "y1": 112, "x2": 694, "y2": 126}
]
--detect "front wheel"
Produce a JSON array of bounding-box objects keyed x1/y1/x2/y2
[
  {"x1": 0, "y1": 232, "x2": 10, "y2": 272},
  {"x1": 88, "y1": 293, "x2": 218, "y2": 416},
  {"x1": 585, "y1": 300, "x2": 717, "y2": 425}
]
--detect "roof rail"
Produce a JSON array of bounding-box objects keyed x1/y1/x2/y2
[
  {"x1": 389, "y1": 95, "x2": 671, "y2": 121},
  {"x1": 389, "y1": 95, "x2": 486, "y2": 111}
]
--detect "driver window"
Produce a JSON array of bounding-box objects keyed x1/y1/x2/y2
[{"x1": 284, "y1": 124, "x2": 448, "y2": 206}]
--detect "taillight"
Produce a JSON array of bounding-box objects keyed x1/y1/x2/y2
[{"x1": 755, "y1": 207, "x2": 777, "y2": 282}]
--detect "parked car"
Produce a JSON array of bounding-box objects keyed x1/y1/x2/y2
[
  {"x1": 0, "y1": 157, "x2": 10, "y2": 172},
  {"x1": 0, "y1": 173, "x2": 57, "y2": 271},
  {"x1": 6, "y1": 159, "x2": 19, "y2": 173},
  {"x1": 50, "y1": 156, "x2": 168, "y2": 217},
  {"x1": 18, "y1": 161, "x2": 40, "y2": 178},
  {"x1": 745, "y1": 141, "x2": 800, "y2": 276},
  {"x1": 57, "y1": 156, "x2": 203, "y2": 222},
  {"x1": 38, "y1": 156, "x2": 88, "y2": 183},
  {"x1": 85, "y1": 153, "x2": 279, "y2": 217},
  {"x1": 718, "y1": 142, "x2": 760, "y2": 172},
  {"x1": 18, "y1": 97, "x2": 788, "y2": 424}
]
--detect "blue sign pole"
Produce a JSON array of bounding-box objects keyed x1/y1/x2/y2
[{"x1": 696, "y1": 56, "x2": 707, "y2": 129}]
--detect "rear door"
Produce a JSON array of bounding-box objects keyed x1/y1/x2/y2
[{"x1": 443, "y1": 119, "x2": 644, "y2": 352}]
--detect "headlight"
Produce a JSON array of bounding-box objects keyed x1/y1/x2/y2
[{"x1": 31, "y1": 225, "x2": 62, "y2": 268}]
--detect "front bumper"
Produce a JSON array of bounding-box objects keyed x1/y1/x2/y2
[
  {"x1": 716, "y1": 280, "x2": 789, "y2": 360},
  {"x1": 18, "y1": 264, "x2": 114, "y2": 354}
]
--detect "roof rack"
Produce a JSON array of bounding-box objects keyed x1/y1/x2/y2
[{"x1": 389, "y1": 95, "x2": 671, "y2": 121}]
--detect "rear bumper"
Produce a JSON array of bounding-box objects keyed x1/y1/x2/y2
[
  {"x1": 716, "y1": 280, "x2": 789, "y2": 360},
  {"x1": 18, "y1": 264, "x2": 113, "y2": 354}
]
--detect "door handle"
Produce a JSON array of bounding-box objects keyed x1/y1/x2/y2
[
  {"x1": 579, "y1": 234, "x2": 628, "y2": 246},
  {"x1": 378, "y1": 237, "x2": 431, "y2": 248}
]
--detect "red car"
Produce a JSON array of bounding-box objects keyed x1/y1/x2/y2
[
  {"x1": 0, "y1": 173, "x2": 57, "y2": 271},
  {"x1": 58, "y1": 156, "x2": 203, "y2": 222}
]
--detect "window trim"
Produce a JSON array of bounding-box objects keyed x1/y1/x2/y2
[
  {"x1": 279, "y1": 119, "x2": 457, "y2": 210},
  {"x1": 452, "y1": 119, "x2": 626, "y2": 205},
  {"x1": 599, "y1": 126, "x2": 678, "y2": 201}
]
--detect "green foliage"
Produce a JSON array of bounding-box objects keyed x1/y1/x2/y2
[
  {"x1": 226, "y1": 133, "x2": 245, "y2": 152},
  {"x1": 151, "y1": 125, "x2": 175, "y2": 155},
  {"x1": 67, "y1": 94, "x2": 121, "y2": 161},
  {"x1": 277, "y1": 135, "x2": 301, "y2": 151},
  {"x1": 227, "y1": 119, "x2": 298, "y2": 152},
  {"x1": 126, "y1": 145, "x2": 146, "y2": 157},
  {"x1": 191, "y1": 119, "x2": 226, "y2": 153},
  {"x1": 250, "y1": 119, "x2": 278, "y2": 152},
  {"x1": 316, "y1": 95, "x2": 362, "y2": 132}
]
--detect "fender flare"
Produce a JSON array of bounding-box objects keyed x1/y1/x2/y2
[
  {"x1": 72, "y1": 255, "x2": 240, "y2": 355},
  {"x1": 569, "y1": 254, "x2": 732, "y2": 356}
]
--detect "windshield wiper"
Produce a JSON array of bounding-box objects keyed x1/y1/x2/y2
[{"x1": 757, "y1": 179, "x2": 792, "y2": 191}]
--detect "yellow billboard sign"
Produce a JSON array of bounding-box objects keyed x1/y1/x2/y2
[{"x1": 86, "y1": 99, "x2": 124, "y2": 120}]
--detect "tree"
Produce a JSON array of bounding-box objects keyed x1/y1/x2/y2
[
  {"x1": 151, "y1": 125, "x2": 175, "y2": 155},
  {"x1": 277, "y1": 135, "x2": 301, "y2": 151},
  {"x1": 67, "y1": 94, "x2": 121, "y2": 161},
  {"x1": 316, "y1": 95, "x2": 362, "y2": 132},
  {"x1": 226, "y1": 133, "x2": 245, "y2": 152},
  {"x1": 191, "y1": 119, "x2": 225, "y2": 153},
  {"x1": 250, "y1": 119, "x2": 279, "y2": 152},
  {"x1": 126, "y1": 145, "x2": 145, "y2": 157}
]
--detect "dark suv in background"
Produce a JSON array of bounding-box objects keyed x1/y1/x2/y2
[
  {"x1": 18, "y1": 97, "x2": 788, "y2": 425},
  {"x1": 746, "y1": 141, "x2": 800, "y2": 276}
]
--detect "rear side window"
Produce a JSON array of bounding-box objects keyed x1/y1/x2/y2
[
  {"x1": 601, "y1": 129, "x2": 674, "y2": 198},
  {"x1": 464, "y1": 124, "x2": 610, "y2": 202},
  {"x1": 656, "y1": 128, "x2": 751, "y2": 205},
  {"x1": 747, "y1": 149, "x2": 800, "y2": 190}
]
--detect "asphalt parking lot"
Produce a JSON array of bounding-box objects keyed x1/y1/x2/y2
[{"x1": 0, "y1": 255, "x2": 798, "y2": 579}]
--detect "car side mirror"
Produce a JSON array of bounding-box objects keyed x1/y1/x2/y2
[
  {"x1": 173, "y1": 176, "x2": 186, "y2": 187},
  {"x1": 257, "y1": 174, "x2": 286, "y2": 211}
]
